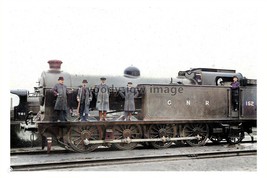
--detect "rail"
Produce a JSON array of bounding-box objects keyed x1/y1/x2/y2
[{"x1": 10, "y1": 149, "x2": 256, "y2": 171}]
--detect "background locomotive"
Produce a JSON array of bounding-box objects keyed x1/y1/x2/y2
[
  {"x1": 10, "y1": 90, "x2": 40, "y2": 147},
  {"x1": 13, "y1": 60, "x2": 256, "y2": 152}
]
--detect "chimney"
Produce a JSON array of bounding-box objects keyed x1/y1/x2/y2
[{"x1": 47, "y1": 60, "x2": 63, "y2": 70}]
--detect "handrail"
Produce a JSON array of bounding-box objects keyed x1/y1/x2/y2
[
  {"x1": 227, "y1": 89, "x2": 231, "y2": 117},
  {"x1": 240, "y1": 89, "x2": 243, "y2": 117}
]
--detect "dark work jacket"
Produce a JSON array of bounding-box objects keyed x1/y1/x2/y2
[
  {"x1": 231, "y1": 81, "x2": 240, "y2": 97},
  {"x1": 77, "y1": 87, "x2": 92, "y2": 113},
  {"x1": 52, "y1": 83, "x2": 68, "y2": 111}
]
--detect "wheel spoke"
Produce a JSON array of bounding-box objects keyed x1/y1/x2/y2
[
  {"x1": 117, "y1": 126, "x2": 124, "y2": 133},
  {"x1": 73, "y1": 129, "x2": 81, "y2": 134},
  {"x1": 152, "y1": 127, "x2": 158, "y2": 132},
  {"x1": 73, "y1": 136, "x2": 81, "y2": 142},
  {"x1": 75, "y1": 139, "x2": 83, "y2": 146},
  {"x1": 90, "y1": 128, "x2": 97, "y2": 133}
]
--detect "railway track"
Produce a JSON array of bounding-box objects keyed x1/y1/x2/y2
[
  {"x1": 10, "y1": 148, "x2": 256, "y2": 171},
  {"x1": 10, "y1": 138, "x2": 256, "y2": 155},
  {"x1": 11, "y1": 142, "x2": 257, "y2": 171}
]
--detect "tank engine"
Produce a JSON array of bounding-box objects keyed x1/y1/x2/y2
[{"x1": 17, "y1": 60, "x2": 256, "y2": 152}]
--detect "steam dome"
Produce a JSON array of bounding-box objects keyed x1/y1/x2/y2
[{"x1": 124, "y1": 66, "x2": 140, "y2": 78}]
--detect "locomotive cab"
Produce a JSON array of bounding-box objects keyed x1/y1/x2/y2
[{"x1": 176, "y1": 68, "x2": 257, "y2": 118}]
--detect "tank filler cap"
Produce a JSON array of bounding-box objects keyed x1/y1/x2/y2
[{"x1": 48, "y1": 60, "x2": 63, "y2": 70}]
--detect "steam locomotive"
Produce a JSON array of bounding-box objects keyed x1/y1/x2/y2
[{"x1": 12, "y1": 60, "x2": 256, "y2": 152}]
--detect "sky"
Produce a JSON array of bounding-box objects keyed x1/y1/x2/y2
[
  {"x1": 1, "y1": 0, "x2": 263, "y2": 91},
  {"x1": 1, "y1": 0, "x2": 267, "y2": 177}
]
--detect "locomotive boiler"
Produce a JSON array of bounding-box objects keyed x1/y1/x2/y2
[
  {"x1": 11, "y1": 60, "x2": 170, "y2": 148},
  {"x1": 17, "y1": 60, "x2": 256, "y2": 152}
]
